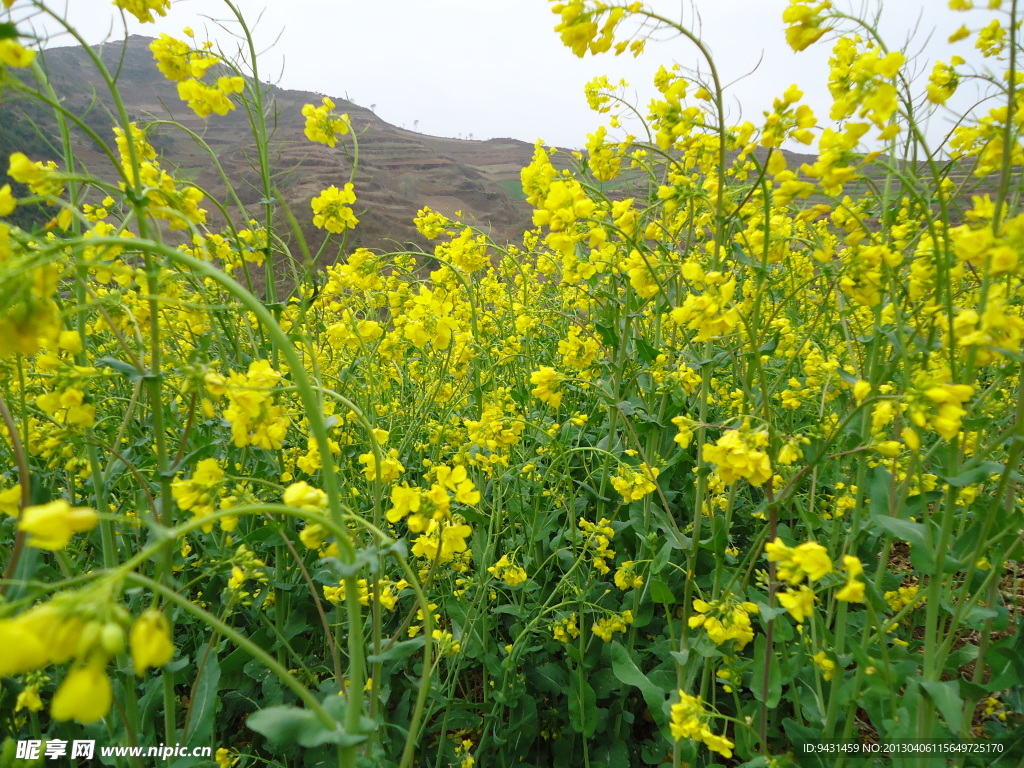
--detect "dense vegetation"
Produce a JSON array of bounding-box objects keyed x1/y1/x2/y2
[{"x1": 1, "y1": 1, "x2": 1022, "y2": 767}]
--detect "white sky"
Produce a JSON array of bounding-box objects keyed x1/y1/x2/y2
[{"x1": 18, "y1": 0, "x2": 999, "y2": 150}]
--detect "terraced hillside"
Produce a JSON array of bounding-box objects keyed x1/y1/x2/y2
[
  {"x1": 1, "y1": 35, "x2": 544, "y2": 262},
  {"x1": 1, "y1": 35, "x2": 1000, "y2": 273}
]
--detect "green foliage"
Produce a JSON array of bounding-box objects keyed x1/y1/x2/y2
[{"x1": 1, "y1": 2, "x2": 1023, "y2": 768}]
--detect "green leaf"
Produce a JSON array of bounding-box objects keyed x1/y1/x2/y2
[
  {"x1": 757, "y1": 334, "x2": 780, "y2": 355},
  {"x1": 527, "y1": 663, "x2": 568, "y2": 694},
  {"x1": 868, "y1": 467, "x2": 895, "y2": 518},
  {"x1": 649, "y1": 578, "x2": 675, "y2": 605},
  {"x1": 711, "y1": 513, "x2": 728, "y2": 552},
  {"x1": 589, "y1": 666, "x2": 619, "y2": 698},
  {"x1": 0, "y1": 23, "x2": 17, "y2": 40},
  {"x1": 634, "y1": 337, "x2": 659, "y2": 364},
  {"x1": 505, "y1": 693, "x2": 538, "y2": 745},
  {"x1": 989, "y1": 721, "x2": 1024, "y2": 766},
  {"x1": 944, "y1": 461, "x2": 1005, "y2": 488},
  {"x1": 750, "y1": 600, "x2": 786, "y2": 622},
  {"x1": 491, "y1": 604, "x2": 527, "y2": 618},
  {"x1": 568, "y1": 677, "x2": 597, "y2": 738},
  {"x1": 951, "y1": 520, "x2": 986, "y2": 564},
  {"x1": 783, "y1": 718, "x2": 830, "y2": 768},
  {"x1": 960, "y1": 603, "x2": 1000, "y2": 628},
  {"x1": 185, "y1": 647, "x2": 220, "y2": 744},
  {"x1": 920, "y1": 679, "x2": 964, "y2": 735},
  {"x1": 608, "y1": 641, "x2": 666, "y2": 719},
  {"x1": 651, "y1": 541, "x2": 672, "y2": 575},
  {"x1": 750, "y1": 634, "x2": 781, "y2": 708},
  {"x1": 366, "y1": 636, "x2": 424, "y2": 664},
  {"x1": 607, "y1": 741, "x2": 630, "y2": 768},
  {"x1": 96, "y1": 356, "x2": 143, "y2": 382},
  {"x1": 247, "y1": 705, "x2": 365, "y2": 748},
  {"x1": 594, "y1": 323, "x2": 618, "y2": 349},
  {"x1": 871, "y1": 515, "x2": 928, "y2": 549},
  {"x1": 989, "y1": 623, "x2": 1024, "y2": 686}
]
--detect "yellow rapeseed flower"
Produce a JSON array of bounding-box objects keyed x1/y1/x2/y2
[
  {"x1": 835, "y1": 554, "x2": 866, "y2": 602},
  {"x1": 688, "y1": 595, "x2": 758, "y2": 650},
  {"x1": 701, "y1": 423, "x2": 772, "y2": 487},
  {"x1": 0, "y1": 183, "x2": 15, "y2": 215},
  {"x1": 302, "y1": 97, "x2": 350, "y2": 147},
  {"x1": 18, "y1": 500, "x2": 98, "y2": 550},
  {"x1": 669, "y1": 691, "x2": 734, "y2": 758},
  {"x1": 765, "y1": 538, "x2": 833, "y2": 584},
  {"x1": 778, "y1": 585, "x2": 817, "y2": 622},
  {"x1": 51, "y1": 654, "x2": 112, "y2": 723},
  {"x1": 0, "y1": 483, "x2": 21, "y2": 517},
  {"x1": 113, "y1": 0, "x2": 170, "y2": 24},
  {"x1": 130, "y1": 609, "x2": 175, "y2": 674},
  {"x1": 530, "y1": 366, "x2": 565, "y2": 408},
  {"x1": 311, "y1": 184, "x2": 359, "y2": 233},
  {"x1": 783, "y1": 0, "x2": 832, "y2": 51},
  {"x1": 0, "y1": 39, "x2": 37, "y2": 68},
  {"x1": 812, "y1": 651, "x2": 836, "y2": 680},
  {"x1": 0, "y1": 616, "x2": 50, "y2": 677}
]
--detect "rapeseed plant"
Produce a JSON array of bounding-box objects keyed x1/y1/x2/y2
[{"x1": 0, "y1": 0, "x2": 1021, "y2": 764}]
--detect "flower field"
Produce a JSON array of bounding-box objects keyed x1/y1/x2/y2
[{"x1": 1, "y1": 1, "x2": 1023, "y2": 767}]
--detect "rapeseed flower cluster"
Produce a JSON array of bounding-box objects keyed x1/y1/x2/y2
[
  {"x1": 18, "y1": 500, "x2": 98, "y2": 550},
  {"x1": 669, "y1": 691, "x2": 734, "y2": 758},
  {"x1": 530, "y1": 366, "x2": 566, "y2": 408},
  {"x1": 766, "y1": 539, "x2": 834, "y2": 584},
  {"x1": 670, "y1": 269, "x2": 741, "y2": 342},
  {"x1": 397, "y1": 286, "x2": 460, "y2": 350},
  {"x1": 550, "y1": 1, "x2": 643, "y2": 58},
  {"x1": 0, "y1": 38, "x2": 35, "y2": 68},
  {"x1": 2, "y1": 0, "x2": 1022, "y2": 762},
  {"x1": 610, "y1": 461, "x2": 660, "y2": 503},
  {"x1": 551, "y1": 614, "x2": 581, "y2": 643},
  {"x1": 0, "y1": 588, "x2": 172, "y2": 723},
  {"x1": 217, "y1": 360, "x2": 290, "y2": 450},
  {"x1": 591, "y1": 609, "x2": 633, "y2": 641},
  {"x1": 302, "y1": 97, "x2": 350, "y2": 146},
  {"x1": 114, "y1": 0, "x2": 170, "y2": 24},
  {"x1": 386, "y1": 465, "x2": 478, "y2": 564},
  {"x1": 311, "y1": 183, "x2": 359, "y2": 233},
  {"x1": 783, "y1": 0, "x2": 832, "y2": 51},
  {"x1": 836, "y1": 555, "x2": 866, "y2": 602},
  {"x1": 172, "y1": 458, "x2": 227, "y2": 531},
  {"x1": 827, "y1": 38, "x2": 906, "y2": 138},
  {"x1": 613, "y1": 560, "x2": 643, "y2": 590},
  {"x1": 701, "y1": 422, "x2": 773, "y2": 487},
  {"x1": 765, "y1": 539, "x2": 857, "y2": 621},
  {"x1": 688, "y1": 595, "x2": 758, "y2": 650},
  {"x1": 8, "y1": 152, "x2": 63, "y2": 198},
  {"x1": 323, "y1": 578, "x2": 407, "y2": 610},
  {"x1": 150, "y1": 32, "x2": 244, "y2": 117},
  {"x1": 113, "y1": 124, "x2": 207, "y2": 229},
  {"x1": 488, "y1": 554, "x2": 528, "y2": 587},
  {"x1": 578, "y1": 517, "x2": 615, "y2": 574}
]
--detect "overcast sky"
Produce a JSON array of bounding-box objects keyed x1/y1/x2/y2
[{"x1": 20, "y1": 0, "x2": 997, "y2": 150}]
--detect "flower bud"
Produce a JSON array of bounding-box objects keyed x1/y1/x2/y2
[
  {"x1": 75, "y1": 620, "x2": 102, "y2": 659},
  {"x1": 100, "y1": 622, "x2": 125, "y2": 656}
]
